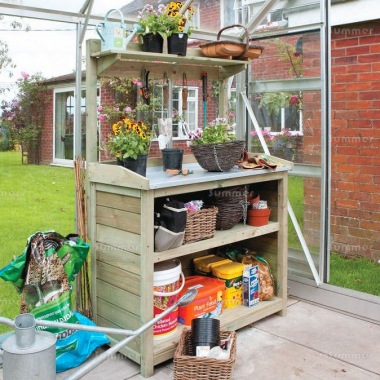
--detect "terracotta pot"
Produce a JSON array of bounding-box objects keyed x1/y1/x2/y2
[{"x1": 247, "y1": 207, "x2": 271, "y2": 227}]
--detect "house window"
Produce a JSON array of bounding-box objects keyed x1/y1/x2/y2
[
  {"x1": 54, "y1": 88, "x2": 88, "y2": 161},
  {"x1": 173, "y1": 86, "x2": 198, "y2": 138},
  {"x1": 152, "y1": 86, "x2": 198, "y2": 138}
]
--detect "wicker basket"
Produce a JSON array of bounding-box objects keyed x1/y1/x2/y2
[
  {"x1": 191, "y1": 140, "x2": 245, "y2": 172},
  {"x1": 174, "y1": 330, "x2": 237, "y2": 380},
  {"x1": 212, "y1": 186, "x2": 247, "y2": 230},
  {"x1": 184, "y1": 207, "x2": 218, "y2": 244},
  {"x1": 199, "y1": 24, "x2": 264, "y2": 60}
]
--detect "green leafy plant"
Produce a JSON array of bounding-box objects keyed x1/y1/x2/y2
[
  {"x1": 188, "y1": 117, "x2": 236, "y2": 145},
  {"x1": 1, "y1": 72, "x2": 48, "y2": 163},
  {"x1": 105, "y1": 117, "x2": 153, "y2": 160},
  {"x1": 166, "y1": 1, "x2": 195, "y2": 36},
  {"x1": 136, "y1": 4, "x2": 174, "y2": 40}
]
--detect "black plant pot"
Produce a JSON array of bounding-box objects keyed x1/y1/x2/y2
[
  {"x1": 167, "y1": 33, "x2": 188, "y2": 56},
  {"x1": 142, "y1": 33, "x2": 164, "y2": 53},
  {"x1": 162, "y1": 148, "x2": 184, "y2": 171},
  {"x1": 124, "y1": 154, "x2": 148, "y2": 177}
]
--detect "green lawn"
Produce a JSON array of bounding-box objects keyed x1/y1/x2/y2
[{"x1": 0, "y1": 151, "x2": 75, "y2": 332}]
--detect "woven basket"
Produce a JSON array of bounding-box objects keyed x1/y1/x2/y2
[
  {"x1": 191, "y1": 140, "x2": 245, "y2": 172},
  {"x1": 199, "y1": 24, "x2": 264, "y2": 60},
  {"x1": 212, "y1": 186, "x2": 247, "y2": 230},
  {"x1": 174, "y1": 330, "x2": 237, "y2": 380},
  {"x1": 184, "y1": 207, "x2": 218, "y2": 244}
]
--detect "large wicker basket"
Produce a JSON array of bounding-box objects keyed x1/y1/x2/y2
[
  {"x1": 212, "y1": 186, "x2": 247, "y2": 230},
  {"x1": 174, "y1": 329, "x2": 237, "y2": 380},
  {"x1": 191, "y1": 140, "x2": 245, "y2": 172},
  {"x1": 184, "y1": 207, "x2": 218, "y2": 244}
]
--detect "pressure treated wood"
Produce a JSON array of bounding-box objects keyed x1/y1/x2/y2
[
  {"x1": 88, "y1": 164, "x2": 289, "y2": 377},
  {"x1": 86, "y1": 42, "x2": 289, "y2": 377}
]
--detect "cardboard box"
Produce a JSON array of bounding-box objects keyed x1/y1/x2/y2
[
  {"x1": 178, "y1": 276, "x2": 225, "y2": 326},
  {"x1": 243, "y1": 264, "x2": 259, "y2": 307}
]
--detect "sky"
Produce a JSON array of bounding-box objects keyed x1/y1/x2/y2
[{"x1": 0, "y1": 1, "x2": 134, "y2": 102}]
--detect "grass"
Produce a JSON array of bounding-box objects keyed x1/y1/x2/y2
[
  {"x1": 0, "y1": 151, "x2": 75, "y2": 333},
  {"x1": 329, "y1": 253, "x2": 380, "y2": 296}
]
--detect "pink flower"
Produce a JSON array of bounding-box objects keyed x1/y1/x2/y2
[
  {"x1": 21, "y1": 72, "x2": 29, "y2": 80},
  {"x1": 12, "y1": 101, "x2": 19, "y2": 108},
  {"x1": 125, "y1": 106, "x2": 132, "y2": 113},
  {"x1": 98, "y1": 114, "x2": 106, "y2": 121},
  {"x1": 97, "y1": 105, "x2": 103, "y2": 112},
  {"x1": 228, "y1": 112, "x2": 235, "y2": 118}
]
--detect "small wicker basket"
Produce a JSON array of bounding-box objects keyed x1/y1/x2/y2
[
  {"x1": 174, "y1": 329, "x2": 237, "y2": 380},
  {"x1": 191, "y1": 140, "x2": 245, "y2": 172},
  {"x1": 184, "y1": 207, "x2": 218, "y2": 244}
]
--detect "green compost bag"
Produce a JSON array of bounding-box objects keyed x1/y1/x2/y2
[{"x1": 0, "y1": 230, "x2": 109, "y2": 372}]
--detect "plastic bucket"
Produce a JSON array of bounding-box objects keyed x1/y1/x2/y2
[{"x1": 153, "y1": 259, "x2": 184, "y2": 340}]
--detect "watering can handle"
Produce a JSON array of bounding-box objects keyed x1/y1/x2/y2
[
  {"x1": 96, "y1": 9, "x2": 126, "y2": 44},
  {"x1": 95, "y1": 23, "x2": 105, "y2": 42},
  {"x1": 104, "y1": 8, "x2": 125, "y2": 24}
]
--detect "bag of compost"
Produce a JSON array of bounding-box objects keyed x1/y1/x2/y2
[{"x1": 0, "y1": 230, "x2": 109, "y2": 372}]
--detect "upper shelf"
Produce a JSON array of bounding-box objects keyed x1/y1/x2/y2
[{"x1": 88, "y1": 39, "x2": 248, "y2": 81}]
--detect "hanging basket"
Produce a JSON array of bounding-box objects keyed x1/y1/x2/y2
[
  {"x1": 199, "y1": 24, "x2": 264, "y2": 60},
  {"x1": 190, "y1": 140, "x2": 245, "y2": 172}
]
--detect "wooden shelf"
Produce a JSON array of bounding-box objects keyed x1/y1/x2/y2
[
  {"x1": 89, "y1": 40, "x2": 248, "y2": 80},
  {"x1": 154, "y1": 221, "x2": 280, "y2": 263}
]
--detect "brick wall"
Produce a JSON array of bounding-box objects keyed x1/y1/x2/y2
[
  {"x1": 330, "y1": 21, "x2": 380, "y2": 259},
  {"x1": 40, "y1": 90, "x2": 54, "y2": 164}
]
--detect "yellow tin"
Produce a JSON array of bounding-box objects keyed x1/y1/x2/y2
[
  {"x1": 211, "y1": 262, "x2": 245, "y2": 309},
  {"x1": 193, "y1": 255, "x2": 232, "y2": 276}
]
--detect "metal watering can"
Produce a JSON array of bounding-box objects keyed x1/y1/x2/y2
[{"x1": 96, "y1": 9, "x2": 128, "y2": 51}]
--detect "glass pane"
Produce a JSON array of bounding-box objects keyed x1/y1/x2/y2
[
  {"x1": 54, "y1": 91, "x2": 74, "y2": 160},
  {"x1": 328, "y1": 23, "x2": 380, "y2": 296}
]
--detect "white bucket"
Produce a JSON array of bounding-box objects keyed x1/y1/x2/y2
[{"x1": 153, "y1": 259, "x2": 184, "y2": 340}]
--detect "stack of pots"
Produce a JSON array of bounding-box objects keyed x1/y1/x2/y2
[{"x1": 191, "y1": 318, "x2": 220, "y2": 357}]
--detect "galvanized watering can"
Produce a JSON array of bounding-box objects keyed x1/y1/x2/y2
[{"x1": 96, "y1": 9, "x2": 128, "y2": 51}]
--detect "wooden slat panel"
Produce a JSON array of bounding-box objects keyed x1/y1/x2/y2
[
  {"x1": 97, "y1": 224, "x2": 141, "y2": 254},
  {"x1": 97, "y1": 298, "x2": 141, "y2": 332},
  {"x1": 97, "y1": 245, "x2": 141, "y2": 276},
  {"x1": 97, "y1": 191, "x2": 141, "y2": 214},
  {"x1": 97, "y1": 279, "x2": 141, "y2": 314},
  {"x1": 97, "y1": 261, "x2": 141, "y2": 296},
  {"x1": 96, "y1": 316, "x2": 141, "y2": 356},
  {"x1": 97, "y1": 205, "x2": 141, "y2": 234}
]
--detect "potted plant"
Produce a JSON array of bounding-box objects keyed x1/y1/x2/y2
[
  {"x1": 137, "y1": 4, "x2": 173, "y2": 53},
  {"x1": 166, "y1": 1, "x2": 195, "y2": 56},
  {"x1": 188, "y1": 117, "x2": 245, "y2": 172},
  {"x1": 105, "y1": 117, "x2": 153, "y2": 177}
]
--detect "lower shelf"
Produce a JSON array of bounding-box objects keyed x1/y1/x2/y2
[{"x1": 153, "y1": 296, "x2": 286, "y2": 366}]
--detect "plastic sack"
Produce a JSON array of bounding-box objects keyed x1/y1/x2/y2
[{"x1": 0, "y1": 231, "x2": 110, "y2": 372}]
